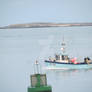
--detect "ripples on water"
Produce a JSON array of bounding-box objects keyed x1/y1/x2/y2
[{"x1": 0, "y1": 27, "x2": 92, "y2": 92}]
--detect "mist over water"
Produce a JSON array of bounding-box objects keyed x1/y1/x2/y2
[{"x1": 0, "y1": 27, "x2": 92, "y2": 92}]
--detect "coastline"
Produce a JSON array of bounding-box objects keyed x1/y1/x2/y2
[{"x1": 0, "y1": 22, "x2": 92, "y2": 29}]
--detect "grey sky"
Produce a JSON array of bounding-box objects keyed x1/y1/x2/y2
[{"x1": 0, "y1": 0, "x2": 92, "y2": 26}]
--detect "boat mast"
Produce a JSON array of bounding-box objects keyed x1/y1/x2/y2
[{"x1": 61, "y1": 37, "x2": 66, "y2": 55}]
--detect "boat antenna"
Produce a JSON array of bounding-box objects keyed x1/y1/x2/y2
[{"x1": 61, "y1": 37, "x2": 66, "y2": 55}]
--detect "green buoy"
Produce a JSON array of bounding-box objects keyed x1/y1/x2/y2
[{"x1": 28, "y1": 61, "x2": 52, "y2": 92}]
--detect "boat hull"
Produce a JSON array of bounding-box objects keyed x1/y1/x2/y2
[{"x1": 45, "y1": 60, "x2": 92, "y2": 70}]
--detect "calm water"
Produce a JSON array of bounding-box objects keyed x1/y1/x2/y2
[{"x1": 0, "y1": 27, "x2": 92, "y2": 92}]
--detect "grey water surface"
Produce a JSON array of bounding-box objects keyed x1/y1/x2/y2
[{"x1": 0, "y1": 27, "x2": 92, "y2": 92}]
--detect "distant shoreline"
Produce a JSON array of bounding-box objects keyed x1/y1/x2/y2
[{"x1": 0, "y1": 22, "x2": 92, "y2": 29}]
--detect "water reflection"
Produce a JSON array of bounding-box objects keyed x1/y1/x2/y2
[
  {"x1": 46, "y1": 68, "x2": 92, "y2": 92},
  {"x1": 46, "y1": 68, "x2": 92, "y2": 78}
]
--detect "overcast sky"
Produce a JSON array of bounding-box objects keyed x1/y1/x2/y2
[{"x1": 0, "y1": 0, "x2": 92, "y2": 26}]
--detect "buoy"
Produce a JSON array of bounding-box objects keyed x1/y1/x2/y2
[{"x1": 28, "y1": 60, "x2": 52, "y2": 92}]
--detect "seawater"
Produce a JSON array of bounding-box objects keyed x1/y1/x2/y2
[{"x1": 0, "y1": 27, "x2": 92, "y2": 92}]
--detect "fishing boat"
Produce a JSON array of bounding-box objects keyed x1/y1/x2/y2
[{"x1": 44, "y1": 39, "x2": 92, "y2": 70}]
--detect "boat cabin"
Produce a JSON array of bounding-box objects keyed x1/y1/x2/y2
[{"x1": 55, "y1": 54, "x2": 69, "y2": 63}]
